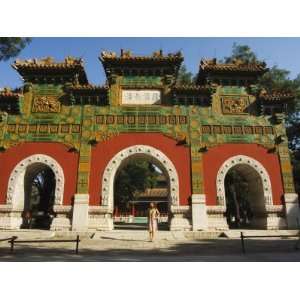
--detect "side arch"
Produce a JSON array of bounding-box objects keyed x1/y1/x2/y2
[
  {"x1": 6, "y1": 154, "x2": 65, "y2": 209},
  {"x1": 216, "y1": 155, "x2": 273, "y2": 207},
  {"x1": 101, "y1": 145, "x2": 180, "y2": 208}
]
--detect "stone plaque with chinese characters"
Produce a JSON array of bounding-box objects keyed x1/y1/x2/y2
[
  {"x1": 121, "y1": 90, "x2": 161, "y2": 105},
  {"x1": 32, "y1": 96, "x2": 61, "y2": 113},
  {"x1": 221, "y1": 96, "x2": 249, "y2": 114}
]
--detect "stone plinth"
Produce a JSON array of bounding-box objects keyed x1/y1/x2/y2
[
  {"x1": 72, "y1": 194, "x2": 89, "y2": 231},
  {"x1": 192, "y1": 194, "x2": 208, "y2": 231},
  {"x1": 284, "y1": 193, "x2": 300, "y2": 229}
]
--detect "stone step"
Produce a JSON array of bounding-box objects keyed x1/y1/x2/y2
[
  {"x1": 94, "y1": 230, "x2": 181, "y2": 241},
  {"x1": 0, "y1": 229, "x2": 55, "y2": 239},
  {"x1": 0, "y1": 230, "x2": 92, "y2": 240},
  {"x1": 183, "y1": 231, "x2": 223, "y2": 239},
  {"x1": 93, "y1": 230, "x2": 223, "y2": 241},
  {"x1": 223, "y1": 229, "x2": 300, "y2": 239}
]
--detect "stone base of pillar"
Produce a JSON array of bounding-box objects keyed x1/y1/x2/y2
[
  {"x1": 284, "y1": 193, "x2": 300, "y2": 229},
  {"x1": 72, "y1": 194, "x2": 89, "y2": 231},
  {"x1": 169, "y1": 217, "x2": 191, "y2": 231},
  {"x1": 95, "y1": 217, "x2": 114, "y2": 231},
  {"x1": 0, "y1": 205, "x2": 23, "y2": 230},
  {"x1": 169, "y1": 205, "x2": 191, "y2": 231},
  {"x1": 89, "y1": 206, "x2": 114, "y2": 231},
  {"x1": 252, "y1": 205, "x2": 287, "y2": 229},
  {"x1": 51, "y1": 217, "x2": 72, "y2": 231},
  {"x1": 51, "y1": 205, "x2": 72, "y2": 231},
  {"x1": 207, "y1": 206, "x2": 229, "y2": 231},
  {"x1": 192, "y1": 194, "x2": 208, "y2": 231},
  {"x1": 207, "y1": 217, "x2": 229, "y2": 231},
  {"x1": 206, "y1": 205, "x2": 287, "y2": 230}
]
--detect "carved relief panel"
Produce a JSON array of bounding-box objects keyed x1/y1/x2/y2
[
  {"x1": 32, "y1": 96, "x2": 61, "y2": 113},
  {"x1": 221, "y1": 96, "x2": 249, "y2": 114}
]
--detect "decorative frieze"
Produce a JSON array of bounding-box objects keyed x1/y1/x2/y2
[
  {"x1": 201, "y1": 125, "x2": 274, "y2": 135},
  {"x1": 95, "y1": 114, "x2": 188, "y2": 125},
  {"x1": 5, "y1": 123, "x2": 81, "y2": 135}
]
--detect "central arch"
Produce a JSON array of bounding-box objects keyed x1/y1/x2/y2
[{"x1": 101, "y1": 145, "x2": 180, "y2": 213}]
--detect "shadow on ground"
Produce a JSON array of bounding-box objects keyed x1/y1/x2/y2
[
  {"x1": 114, "y1": 222, "x2": 169, "y2": 231},
  {"x1": 1, "y1": 238, "x2": 300, "y2": 262}
]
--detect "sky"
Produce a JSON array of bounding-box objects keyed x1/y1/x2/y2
[{"x1": 1, "y1": 37, "x2": 300, "y2": 88}]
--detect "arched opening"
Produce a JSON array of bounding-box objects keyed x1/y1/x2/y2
[
  {"x1": 216, "y1": 155, "x2": 273, "y2": 230},
  {"x1": 224, "y1": 164, "x2": 267, "y2": 229},
  {"x1": 113, "y1": 156, "x2": 169, "y2": 230},
  {"x1": 22, "y1": 163, "x2": 56, "y2": 229},
  {"x1": 6, "y1": 154, "x2": 65, "y2": 230},
  {"x1": 101, "y1": 145, "x2": 180, "y2": 230}
]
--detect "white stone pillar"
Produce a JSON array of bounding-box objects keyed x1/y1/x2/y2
[
  {"x1": 72, "y1": 194, "x2": 89, "y2": 231},
  {"x1": 284, "y1": 193, "x2": 300, "y2": 229},
  {"x1": 192, "y1": 194, "x2": 208, "y2": 231}
]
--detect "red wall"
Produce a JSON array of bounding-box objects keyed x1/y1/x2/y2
[
  {"x1": 202, "y1": 144, "x2": 284, "y2": 206},
  {"x1": 0, "y1": 142, "x2": 79, "y2": 205},
  {"x1": 89, "y1": 133, "x2": 192, "y2": 206}
]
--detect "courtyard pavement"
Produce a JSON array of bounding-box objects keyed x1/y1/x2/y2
[{"x1": 1, "y1": 229, "x2": 300, "y2": 261}]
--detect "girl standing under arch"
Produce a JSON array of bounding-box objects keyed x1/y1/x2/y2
[{"x1": 148, "y1": 202, "x2": 160, "y2": 242}]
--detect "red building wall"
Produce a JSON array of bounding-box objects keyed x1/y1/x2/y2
[
  {"x1": 202, "y1": 144, "x2": 284, "y2": 206},
  {"x1": 0, "y1": 142, "x2": 79, "y2": 205},
  {"x1": 89, "y1": 133, "x2": 192, "y2": 206}
]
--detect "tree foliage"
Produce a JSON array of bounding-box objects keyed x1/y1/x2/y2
[
  {"x1": 225, "y1": 43, "x2": 300, "y2": 193},
  {"x1": 225, "y1": 170, "x2": 253, "y2": 228},
  {"x1": 0, "y1": 37, "x2": 31, "y2": 61},
  {"x1": 177, "y1": 64, "x2": 194, "y2": 85},
  {"x1": 29, "y1": 168, "x2": 56, "y2": 212},
  {"x1": 224, "y1": 43, "x2": 260, "y2": 64},
  {"x1": 114, "y1": 160, "x2": 160, "y2": 210}
]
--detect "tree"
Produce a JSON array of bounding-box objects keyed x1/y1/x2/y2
[
  {"x1": 224, "y1": 43, "x2": 300, "y2": 193},
  {"x1": 259, "y1": 66, "x2": 295, "y2": 93},
  {"x1": 224, "y1": 43, "x2": 260, "y2": 64},
  {"x1": 114, "y1": 159, "x2": 160, "y2": 211},
  {"x1": 225, "y1": 170, "x2": 254, "y2": 228},
  {"x1": 177, "y1": 64, "x2": 194, "y2": 85},
  {"x1": 0, "y1": 37, "x2": 31, "y2": 61}
]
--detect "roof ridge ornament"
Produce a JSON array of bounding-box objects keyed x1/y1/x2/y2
[
  {"x1": 100, "y1": 51, "x2": 117, "y2": 59},
  {"x1": 14, "y1": 56, "x2": 83, "y2": 67},
  {"x1": 100, "y1": 49, "x2": 183, "y2": 60},
  {"x1": 120, "y1": 49, "x2": 132, "y2": 58}
]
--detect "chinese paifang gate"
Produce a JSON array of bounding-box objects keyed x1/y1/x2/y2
[{"x1": 0, "y1": 50, "x2": 299, "y2": 231}]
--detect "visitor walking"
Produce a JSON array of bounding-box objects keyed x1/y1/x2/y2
[
  {"x1": 148, "y1": 202, "x2": 160, "y2": 242},
  {"x1": 22, "y1": 210, "x2": 32, "y2": 229}
]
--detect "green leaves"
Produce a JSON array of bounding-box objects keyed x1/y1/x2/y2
[
  {"x1": 223, "y1": 43, "x2": 300, "y2": 193},
  {"x1": 224, "y1": 43, "x2": 261, "y2": 64},
  {"x1": 114, "y1": 159, "x2": 160, "y2": 206},
  {"x1": 177, "y1": 64, "x2": 195, "y2": 85},
  {"x1": 0, "y1": 37, "x2": 31, "y2": 61}
]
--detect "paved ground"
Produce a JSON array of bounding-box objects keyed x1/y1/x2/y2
[{"x1": 1, "y1": 229, "x2": 300, "y2": 261}]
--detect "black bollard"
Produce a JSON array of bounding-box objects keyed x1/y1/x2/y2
[
  {"x1": 240, "y1": 232, "x2": 246, "y2": 254},
  {"x1": 10, "y1": 236, "x2": 17, "y2": 253},
  {"x1": 75, "y1": 235, "x2": 80, "y2": 254}
]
